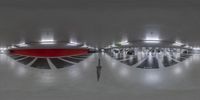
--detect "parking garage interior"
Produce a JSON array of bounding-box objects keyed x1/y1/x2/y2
[{"x1": 1, "y1": 0, "x2": 200, "y2": 100}]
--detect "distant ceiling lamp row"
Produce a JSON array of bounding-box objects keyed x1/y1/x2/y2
[
  {"x1": 105, "y1": 38, "x2": 195, "y2": 50},
  {"x1": 40, "y1": 38, "x2": 55, "y2": 45},
  {"x1": 119, "y1": 40, "x2": 130, "y2": 46},
  {"x1": 144, "y1": 36, "x2": 160, "y2": 44},
  {"x1": 4, "y1": 38, "x2": 95, "y2": 49},
  {"x1": 40, "y1": 38, "x2": 82, "y2": 46},
  {"x1": 105, "y1": 40, "x2": 130, "y2": 49},
  {"x1": 16, "y1": 42, "x2": 29, "y2": 47},
  {"x1": 40, "y1": 38, "x2": 81, "y2": 46},
  {"x1": 0, "y1": 47, "x2": 7, "y2": 53},
  {"x1": 192, "y1": 47, "x2": 200, "y2": 50},
  {"x1": 172, "y1": 41, "x2": 184, "y2": 46},
  {"x1": 144, "y1": 40, "x2": 160, "y2": 44},
  {"x1": 107, "y1": 37, "x2": 160, "y2": 48}
]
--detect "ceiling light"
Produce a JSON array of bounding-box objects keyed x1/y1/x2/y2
[
  {"x1": 40, "y1": 42, "x2": 55, "y2": 45},
  {"x1": 119, "y1": 40, "x2": 129, "y2": 46},
  {"x1": 184, "y1": 45, "x2": 189, "y2": 48},
  {"x1": 11, "y1": 45, "x2": 16, "y2": 49},
  {"x1": 67, "y1": 41, "x2": 80, "y2": 46},
  {"x1": 144, "y1": 40, "x2": 160, "y2": 44},
  {"x1": 172, "y1": 41, "x2": 184, "y2": 46},
  {"x1": 0, "y1": 47, "x2": 7, "y2": 51},
  {"x1": 145, "y1": 37, "x2": 160, "y2": 41},
  {"x1": 184, "y1": 45, "x2": 192, "y2": 49},
  {"x1": 145, "y1": 32, "x2": 160, "y2": 41},
  {"x1": 7, "y1": 45, "x2": 16, "y2": 49},
  {"x1": 111, "y1": 43, "x2": 117, "y2": 47},
  {"x1": 40, "y1": 39, "x2": 55, "y2": 45},
  {"x1": 0, "y1": 47, "x2": 7, "y2": 53},
  {"x1": 144, "y1": 35, "x2": 160, "y2": 44},
  {"x1": 87, "y1": 46, "x2": 95, "y2": 49},
  {"x1": 41, "y1": 39, "x2": 54, "y2": 42},
  {"x1": 17, "y1": 42, "x2": 28, "y2": 47},
  {"x1": 193, "y1": 47, "x2": 200, "y2": 50}
]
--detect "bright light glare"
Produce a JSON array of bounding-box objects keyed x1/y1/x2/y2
[
  {"x1": 111, "y1": 43, "x2": 117, "y2": 47},
  {"x1": 184, "y1": 45, "x2": 190, "y2": 48},
  {"x1": 119, "y1": 40, "x2": 129, "y2": 46},
  {"x1": 144, "y1": 40, "x2": 160, "y2": 44},
  {"x1": 172, "y1": 41, "x2": 183, "y2": 46},
  {"x1": 41, "y1": 39, "x2": 54, "y2": 42},
  {"x1": 11, "y1": 45, "x2": 16, "y2": 49},
  {"x1": 0, "y1": 47, "x2": 7, "y2": 51},
  {"x1": 7, "y1": 45, "x2": 16, "y2": 49},
  {"x1": 193, "y1": 47, "x2": 200, "y2": 50},
  {"x1": 17, "y1": 42, "x2": 28, "y2": 47},
  {"x1": 88, "y1": 46, "x2": 95, "y2": 49},
  {"x1": 145, "y1": 37, "x2": 160, "y2": 41},
  {"x1": 0, "y1": 47, "x2": 7, "y2": 53},
  {"x1": 40, "y1": 39, "x2": 55, "y2": 44},
  {"x1": 67, "y1": 41, "x2": 80, "y2": 46},
  {"x1": 144, "y1": 35, "x2": 160, "y2": 44}
]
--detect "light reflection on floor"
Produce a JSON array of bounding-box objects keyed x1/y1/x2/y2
[{"x1": 0, "y1": 53, "x2": 200, "y2": 99}]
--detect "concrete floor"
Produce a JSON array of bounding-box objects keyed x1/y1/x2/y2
[{"x1": 0, "y1": 53, "x2": 200, "y2": 100}]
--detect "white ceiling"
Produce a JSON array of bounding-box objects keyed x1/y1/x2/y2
[{"x1": 0, "y1": 0, "x2": 200, "y2": 47}]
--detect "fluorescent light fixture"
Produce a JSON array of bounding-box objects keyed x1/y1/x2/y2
[
  {"x1": 17, "y1": 42, "x2": 28, "y2": 47},
  {"x1": 41, "y1": 39, "x2": 54, "y2": 42},
  {"x1": 144, "y1": 36, "x2": 160, "y2": 44},
  {"x1": 0, "y1": 47, "x2": 7, "y2": 53},
  {"x1": 184, "y1": 45, "x2": 189, "y2": 48},
  {"x1": 193, "y1": 47, "x2": 200, "y2": 50},
  {"x1": 144, "y1": 40, "x2": 160, "y2": 44},
  {"x1": 40, "y1": 39, "x2": 55, "y2": 45},
  {"x1": 0, "y1": 47, "x2": 7, "y2": 51},
  {"x1": 184, "y1": 45, "x2": 192, "y2": 49},
  {"x1": 145, "y1": 37, "x2": 160, "y2": 41},
  {"x1": 172, "y1": 41, "x2": 183, "y2": 46},
  {"x1": 119, "y1": 40, "x2": 129, "y2": 46},
  {"x1": 11, "y1": 45, "x2": 16, "y2": 49},
  {"x1": 7, "y1": 45, "x2": 16, "y2": 49},
  {"x1": 40, "y1": 42, "x2": 55, "y2": 45},
  {"x1": 67, "y1": 41, "x2": 80, "y2": 46},
  {"x1": 111, "y1": 43, "x2": 117, "y2": 47},
  {"x1": 87, "y1": 46, "x2": 95, "y2": 49}
]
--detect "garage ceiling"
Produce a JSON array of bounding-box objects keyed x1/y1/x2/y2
[{"x1": 0, "y1": 0, "x2": 200, "y2": 47}]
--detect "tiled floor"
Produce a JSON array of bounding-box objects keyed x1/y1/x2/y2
[
  {"x1": 0, "y1": 53, "x2": 200, "y2": 100},
  {"x1": 50, "y1": 58, "x2": 73, "y2": 69},
  {"x1": 162, "y1": 56, "x2": 178, "y2": 67},
  {"x1": 8, "y1": 54, "x2": 91, "y2": 69},
  {"x1": 18, "y1": 57, "x2": 35, "y2": 65},
  {"x1": 31, "y1": 58, "x2": 51, "y2": 69},
  {"x1": 107, "y1": 51, "x2": 192, "y2": 69}
]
